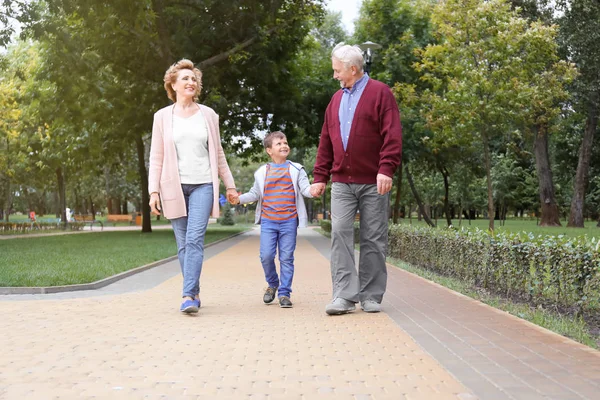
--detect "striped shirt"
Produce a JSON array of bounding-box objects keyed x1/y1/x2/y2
[{"x1": 261, "y1": 162, "x2": 297, "y2": 221}]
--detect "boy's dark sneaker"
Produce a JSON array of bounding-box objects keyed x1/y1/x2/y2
[
  {"x1": 279, "y1": 296, "x2": 293, "y2": 308},
  {"x1": 263, "y1": 287, "x2": 277, "y2": 304}
]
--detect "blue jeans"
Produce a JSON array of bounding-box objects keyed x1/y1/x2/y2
[
  {"x1": 170, "y1": 183, "x2": 213, "y2": 299},
  {"x1": 259, "y1": 218, "x2": 298, "y2": 298}
]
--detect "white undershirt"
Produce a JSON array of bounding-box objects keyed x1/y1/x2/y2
[{"x1": 172, "y1": 112, "x2": 212, "y2": 184}]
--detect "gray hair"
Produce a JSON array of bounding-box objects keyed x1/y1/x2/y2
[{"x1": 331, "y1": 43, "x2": 364, "y2": 72}]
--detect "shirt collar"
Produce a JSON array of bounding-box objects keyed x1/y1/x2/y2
[{"x1": 342, "y1": 73, "x2": 369, "y2": 95}]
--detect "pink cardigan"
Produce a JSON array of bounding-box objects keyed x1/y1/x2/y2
[{"x1": 148, "y1": 104, "x2": 235, "y2": 220}]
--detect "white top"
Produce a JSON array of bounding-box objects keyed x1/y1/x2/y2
[{"x1": 172, "y1": 111, "x2": 212, "y2": 184}]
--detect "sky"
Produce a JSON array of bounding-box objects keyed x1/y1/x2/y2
[{"x1": 326, "y1": 0, "x2": 363, "y2": 35}]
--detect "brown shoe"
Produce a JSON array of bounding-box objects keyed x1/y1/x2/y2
[
  {"x1": 263, "y1": 287, "x2": 277, "y2": 304},
  {"x1": 279, "y1": 296, "x2": 293, "y2": 308}
]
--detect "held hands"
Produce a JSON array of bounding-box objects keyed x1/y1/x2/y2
[
  {"x1": 149, "y1": 192, "x2": 161, "y2": 215},
  {"x1": 310, "y1": 183, "x2": 326, "y2": 197},
  {"x1": 377, "y1": 173, "x2": 393, "y2": 195},
  {"x1": 226, "y1": 188, "x2": 240, "y2": 205}
]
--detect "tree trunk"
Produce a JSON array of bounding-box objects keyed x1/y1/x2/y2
[
  {"x1": 568, "y1": 92, "x2": 599, "y2": 227},
  {"x1": 56, "y1": 166, "x2": 67, "y2": 229},
  {"x1": 3, "y1": 136, "x2": 11, "y2": 222},
  {"x1": 406, "y1": 163, "x2": 435, "y2": 227},
  {"x1": 438, "y1": 164, "x2": 452, "y2": 227},
  {"x1": 105, "y1": 166, "x2": 112, "y2": 216},
  {"x1": 392, "y1": 166, "x2": 403, "y2": 224},
  {"x1": 135, "y1": 135, "x2": 152, "y2": 233},
  {"x1": 533, "y1": 124, "x2": 561, "y2": 227},
  {"x1": 482, "y1": 132, "x2": 495, "y2": 231},
  {"x1": 90, "y1": 196, "x2": 96, "y2": 218}
]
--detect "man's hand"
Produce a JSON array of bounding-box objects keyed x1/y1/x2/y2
[
  {"x1": 149, "y1": 192, "x2": 161, "y2": 215},
  {"x1": 377, "y1": 173, "x2": 393, "y2": 195},
  {"x1": 226, "y1": 188, "x2": 239, "y2": 205},
  {"x1": 310, "y1": 183, "x2": 326, "y2": 197}
]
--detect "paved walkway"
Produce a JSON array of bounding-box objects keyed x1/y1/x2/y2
[{"x1": 1, "y1": 228, "x2": 599, "y2": 399}]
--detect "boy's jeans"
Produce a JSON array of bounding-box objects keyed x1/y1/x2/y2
[
  {"x1": 259, "y1": 218, "x2": 298, "y2": 298},
  {"x1": 170, "y1": 183, "x2": 213, "y2": 299}
]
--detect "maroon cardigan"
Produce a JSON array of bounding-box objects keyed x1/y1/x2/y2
[{"x1": 313, "y1": 79, "x2": 402, "y2": 185}]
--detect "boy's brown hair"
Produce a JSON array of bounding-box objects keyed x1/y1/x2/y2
[{"x1": 263, "y1": 131, "x2": 287, "y2": 149}]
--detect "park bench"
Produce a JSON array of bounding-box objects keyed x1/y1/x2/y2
[
  {"x1": 107, "y1": 214, "x2": 133, "y2": 225},
  {"x1": 73, "y1": 215, "x2": 103, "y2": 230}
]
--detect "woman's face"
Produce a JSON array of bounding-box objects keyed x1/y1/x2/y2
[{"x1": 172, "y1": 69, "x2": 199, "y2": 101}]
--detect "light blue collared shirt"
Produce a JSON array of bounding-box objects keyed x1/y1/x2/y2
[{"x1": 338, "y1": 74, "x2": 369, "y2": 151}]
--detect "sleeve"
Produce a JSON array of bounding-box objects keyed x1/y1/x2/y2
[
  {"x1": 312, "y1": 105, "x2": 335, "y2": 184},
  {"x1": 238, "y1": 171, "x2": 262, "y2": 204},
  {"x1": 377, "y1": 86, "x2": 403, "y2": 178},
  {"x1": 148, "y1": 111, "x2": 164, "y2": 195},
  {"x1": 297, "y1": 167, "x2": 313, "y2": 198},
  {"x1": 213, "y1": 112, "x2": 236, "y2": 189}
]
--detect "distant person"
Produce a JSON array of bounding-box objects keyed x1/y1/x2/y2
[
  {"x1": 148, "y1": 59, "x2": 237, "y2": 314},
  {"x1": 231, "y1": 131, "x2": 313, "y2": 308},
  {"x1": 310, "y1": 43, "x2": 402, "y2": 315}
]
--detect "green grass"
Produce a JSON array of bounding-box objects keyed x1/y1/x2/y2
[
  {"x1": 398, "y1": 218, "x2": 600, "y2": 239},
  {"x1": 0, "y1": 225, "x2": 251, "y2": 287},
  {"x1": 388, "y1": 257, "x2": 599, "y2": 349}
]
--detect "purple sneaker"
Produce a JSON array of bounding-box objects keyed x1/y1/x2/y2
[{"x1": 180, "y1": 299, "x2": 200, "y2": 314}]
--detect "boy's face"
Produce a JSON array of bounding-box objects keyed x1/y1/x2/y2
[{"x1": 266, "y1": 137, "x2": 290, "y2": 162}]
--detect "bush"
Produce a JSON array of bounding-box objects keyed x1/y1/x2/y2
[
  {"x1": 319, "y1": 219, "x2": 361, "y2": 244},
  {"x1": 387, "y1": 224, "x2": 600, "y2": 312},
  {"x1": 320, "y1": 219, "x2": 331, "y2": 233},
  {"x1": 220, "y1": 204, "x2": 235, "y2": 226}
]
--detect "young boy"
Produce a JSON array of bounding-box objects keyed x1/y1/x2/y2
[{"x1": 233, "y1": 131, "x2": 313, "y2": 308}]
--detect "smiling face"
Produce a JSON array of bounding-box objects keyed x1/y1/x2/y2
[
  {"x1": 332, "y1": 57, "x2": 359, "y2": 89},
  {"x1": 266, "y1": 136, "x2": 290, "y2": 164},
  {"x1": 172, "y1": 69, "x2": 199, "y2": 101}
]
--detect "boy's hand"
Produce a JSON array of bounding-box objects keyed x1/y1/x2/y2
[{"x1": 310, "y1": 183, "x2": 326, "y2": 197}]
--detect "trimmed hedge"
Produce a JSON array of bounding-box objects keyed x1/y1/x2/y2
[
  {"x1": 388, "y1": 224, "x2": 600, "y2": 312},
  {"x1": 319, "y1": 219, "x2": 360, "y2": 243}
]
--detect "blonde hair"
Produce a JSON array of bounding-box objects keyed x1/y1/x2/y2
[{"x1": 163, "y1": 59, "x2": 203, "y2": 102}]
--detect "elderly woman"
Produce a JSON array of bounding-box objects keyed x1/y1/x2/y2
[{"x1": 148, "y1": 59, "x2": 237, "y2": 314}]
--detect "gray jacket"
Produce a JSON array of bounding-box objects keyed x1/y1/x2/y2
[{"x1": 238, "y1": 161, "x2": 313, "y2": 227}]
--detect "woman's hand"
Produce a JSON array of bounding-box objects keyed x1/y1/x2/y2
[
  {"x1": 226, "y1": 188, "x2": 239, "y2": 205},
  {"x1": 149, "y1": 192, "x2": 161, "y2": 215}
]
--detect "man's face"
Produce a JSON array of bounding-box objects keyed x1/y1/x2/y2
[{"x1": 332, "y1": 58, "x2": 357, "y2": 89}]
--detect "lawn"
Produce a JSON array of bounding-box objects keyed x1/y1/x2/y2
[
  {"x1": 398, "y1": 217, "x2": 600, "y2": 239},
  {"x1": 0, "y1": 225, "x2": 251, "y2": 287}
]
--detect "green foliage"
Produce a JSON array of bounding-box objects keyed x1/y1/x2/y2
[
  {"x1": 219, "y1": 203, "x2": 235, "y2": 226},
  {"x1": 388, "y1": 224, "x2": 600, "y2": 311},
  {"x1": 319, "y1": 218, "x2": 331, "y2": 233},
  {"x1": 416, "y1": 0, "x2": 575, "y2": 230}
]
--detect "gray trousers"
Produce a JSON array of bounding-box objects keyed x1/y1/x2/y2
[{"x1": 330, "y1": 183, "x2": 389, "y2": 303}]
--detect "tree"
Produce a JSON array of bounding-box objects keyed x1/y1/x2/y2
[
  {"x1": 13, "y1": 0, "x2": 325, "y2": 232},
  {"x1": 354, "y1": 0, "x2": 435, "y2": 224},
  {"x1": 558, "y1": 0, "x2": 600, "y2": 227},
  {"x1": 417, "y1": 0, "x2": 574, "y2": 230}
]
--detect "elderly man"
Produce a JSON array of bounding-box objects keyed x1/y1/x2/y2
[{"x1": 310, "y1": 43, "x2": 402, "y2": 315}]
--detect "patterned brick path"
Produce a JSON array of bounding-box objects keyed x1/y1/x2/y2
[{"x1": 1, "y1": 228, "x2": 599, "y2": 399}]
